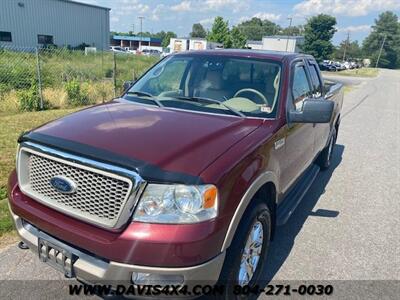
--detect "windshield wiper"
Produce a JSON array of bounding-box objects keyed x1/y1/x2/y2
[
  {"x1": 174, "y1": 96, "x2": 245, "y2": 118},
  {"x1": 126, "y1": 91, "x2": 164, "y2": 107}
]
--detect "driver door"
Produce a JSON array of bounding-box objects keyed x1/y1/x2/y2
[{"x1": 280, "y1": 60, "x2": 316, "y2": 194}]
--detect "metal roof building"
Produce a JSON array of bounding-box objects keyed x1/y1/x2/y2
[
  {"x1": 111, "y1": 35, "x2": 162, "y2": 50},
  {"x1": 0, "y1": 0, "x2": 110, "y2": 50}
]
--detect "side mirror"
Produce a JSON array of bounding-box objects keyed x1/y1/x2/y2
[
  {"x1": 123, "y1": 80, "x2": 135, "y2": 92},
  {"x1": 289, "y1": 99, "x2": 334, "y2": 123}
]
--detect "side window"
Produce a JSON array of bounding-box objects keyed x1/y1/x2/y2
[
  {"x1": 308, "y1": 63, "x2": 322, "y2": 98},
  {"x1": 38, "y1": 34, "x2": 54, "y2": 45},
  {"x1": 0, "y1": 31, "x2": 12, "y2": 42},
  {"x1": 292, "y1": 64, "x2": 312, "y2": 111}
]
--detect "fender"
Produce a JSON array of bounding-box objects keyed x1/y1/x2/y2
[{"x1": 221, "y1": 171, "x2": 279, "y2": 251}]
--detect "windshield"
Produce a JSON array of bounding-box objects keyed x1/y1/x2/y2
[{"x1": 124, "y1": 54, "x2": 282, "y2": 118}]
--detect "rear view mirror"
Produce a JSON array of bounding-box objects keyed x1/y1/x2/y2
[
  {"x1": 123, "y1": 80, "x2": 135, "y2": 92},
  {"x1": 289, "y1": 100, "x2": 334, "y2": 123}
]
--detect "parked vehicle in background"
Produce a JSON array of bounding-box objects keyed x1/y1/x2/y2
[
  {"x1": 161, "y1": 47, "x2": 171, "y2": 58},
  {"x1": 363, "y1": 59, "x2": 371, "y2": 67},
  {"x1": 320, "y1": 60, "x2": 364, "y2": 72},
  {"x1": 343, "y1": 61, "x2": 351, "y2": 69},
  {"x1": 109, "y1": 46, "x2": 127, "y2": 53},
  {"x1": 319, "y1": 61, "x2": 337, "y2": 72},
  {"x1": 9, "y1": 50, "x2": 343, "y2": 297},
  {"x1": 141, "y1": 46, "x2": 164, "y2": 53},
  {"x1": 334, "y1": 62, "x2": 346, "y2": 71},
  {"x1": 123, "y1": 47, "x2": 137, "y2": 54},
  {"x1": 142, "y1": 49, "x2": 161, "y2": 57}
]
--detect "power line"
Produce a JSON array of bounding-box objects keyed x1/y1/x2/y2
[
  {"x1": 375, "y1": 34, "x2": 387, "y2": 68},
  {"x1": 342, "y1": 31, "x2": 350, "y2": 61},
  {"x1": 285, "y1": 17, "x2": 293, "y2": 52},
  {"x1": 138, "y1": 16, "x2": 144, "y2": 51}
]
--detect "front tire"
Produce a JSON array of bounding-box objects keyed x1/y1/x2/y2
[{"x1": 218, "y1": 200, "x2": 271, "y2": 299}]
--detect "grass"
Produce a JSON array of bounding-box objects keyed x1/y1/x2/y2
[
  {"x1": 324, "y1": 68, "x2": 380, "y2": 78},
  {"x1": 344, "y1": 85, "x2": 354, "y2": 94},
  {"x1": 0, "y1": 48, "x2": 158, "y2": 113},
  {"x1": 0, "y1": 108, "x2": 81, "y2": 238},
  {"x1": 0, "y1": 49, "x2": 158, "y2": 243}
]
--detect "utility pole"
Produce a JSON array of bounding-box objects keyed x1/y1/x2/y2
[
  {"x1": 375, "y1": 34, "x2": 387, "y2": 68},
  {"x1": 342, "y1": 31, "x2": 350, "y2": 62},
  {"x1": 138, "y1": 16, "x2": 144, "y2": 51},
  {"x1": 285, "y1": 17, "x2": 293, "y2": 52},
  {"x1": 132, "y1": 24, "x2": 135, "y2": 35}
]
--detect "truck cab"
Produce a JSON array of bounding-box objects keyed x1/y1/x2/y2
[{"x1": 8, "y1": 50, "x2": 343, "y2": 297}]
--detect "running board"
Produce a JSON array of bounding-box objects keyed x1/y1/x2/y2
[{"x1": 276, "y1": 164, "x2": 320, "y2": 226}]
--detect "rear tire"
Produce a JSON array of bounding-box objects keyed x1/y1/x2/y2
[
  {"x1": 217, "y1": 200, "x2": 272, "y2": 299},
  {"x1": 318, "y1": 128, "x2": 337, "y2": 170}
]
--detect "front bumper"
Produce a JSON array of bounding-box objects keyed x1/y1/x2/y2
[
  {"x1": 8, "y1": 170, "x2": 228, "y2": 267},
  {"x1": 11, "y1": 210, "x2": 226, "y2": 288}
]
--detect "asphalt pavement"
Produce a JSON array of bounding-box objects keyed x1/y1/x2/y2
[
  {"x1": 259, "y1": 69, "x2": 400, "y2": 298},
  {"x1": 322, "y1": 72, "x2": 369, "y2": 86},
  {"x1": 0, "y1": 70, "x2": 399, "y2": 299}
]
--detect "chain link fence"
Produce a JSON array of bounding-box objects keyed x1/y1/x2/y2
[{"x1": 0, "y1": 45, "x2": 158, "y2": 112}]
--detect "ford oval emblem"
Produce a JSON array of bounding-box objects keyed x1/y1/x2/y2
[{"x1": 50, "y1": 176, "x2": 77, "y2": 194}]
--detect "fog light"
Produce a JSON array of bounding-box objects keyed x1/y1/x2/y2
[{"x1": 131, "y1": 272, "x2": 184, "y2": 285}]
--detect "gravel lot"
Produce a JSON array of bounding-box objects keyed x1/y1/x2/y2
[{"x1": 1, "y1": 70, "x2": 399, "y2": 299}]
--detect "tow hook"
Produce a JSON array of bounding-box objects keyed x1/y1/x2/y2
[{"x1": 18, "y1": 241, "x2": 29, "y2": 250}]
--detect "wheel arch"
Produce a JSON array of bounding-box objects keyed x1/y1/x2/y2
[
  {"x1": 334, "y1": 114, "x2": 341, "y2": 132},
  {"x1": 221, "y1": 171, "x2": 279, "y2": 252}
]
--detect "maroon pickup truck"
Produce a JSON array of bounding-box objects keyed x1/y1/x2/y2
[{"x1": 8, "y1": 50, "x2": 342, "y2": 297}]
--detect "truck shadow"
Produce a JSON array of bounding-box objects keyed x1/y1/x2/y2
[{"x1": 261, "y1": 144, "x2": 345, "y2": 283}]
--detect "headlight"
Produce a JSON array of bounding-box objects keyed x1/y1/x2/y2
[{"x1": 133, "y1": 184, "x2": 218, "y2": 223}]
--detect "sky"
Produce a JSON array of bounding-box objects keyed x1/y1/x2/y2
[{"x1": 80, "y1": 0, "x2": 400, "y2": 45}]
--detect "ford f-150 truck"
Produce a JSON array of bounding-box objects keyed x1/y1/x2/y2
[{"x1": 8, "y1": 50, "x2": 343, "y2": 297}]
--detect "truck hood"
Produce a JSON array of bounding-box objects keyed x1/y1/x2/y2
[{"x1": 22, "y1": 99, "x2": 263, "y2": 183}]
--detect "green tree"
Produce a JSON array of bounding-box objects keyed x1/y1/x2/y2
[
  {"x1": 231, "y1": 27, "x2": 247, "y2": 49},
  {"x1": 236, "y1": 17, "x2": 281, "y2": 41},
  {"x1": 302, "y1": 14, "x2": 337, "y2": 62},
  {"x1": 190, "y1": 23, "x2": 207, "y2": 38},
  {"x1": 208, "y1": 16, "x2": 232, "y2": 48},
  {"x1": 281, "y1": 25, "x2": 304, "y2": 36},
  {"x1": 154, "y1": 31, "x2": 177, "y2": 48},
  {"x1": 362, "y1": 11, "x2": 400, "y2": 69},
  {"x1": 163, "y1": 31, "x2": 177, "y2": 48},
  {"x1": 334, "y1": 40, "x2": 362, "y2": 60}
]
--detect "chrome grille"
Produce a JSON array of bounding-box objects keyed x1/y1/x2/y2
[{"x1": 18, "y1": 146, "x2": 137, "y2": 229}]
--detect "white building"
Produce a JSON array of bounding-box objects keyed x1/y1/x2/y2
[
  {"x1": 188, "y1": 38, "x2": 222, "y2": 51},
  {"x1": 262, "y1": 36, "x2": 304, "y2": 53},
  {"x1": 169, "y1": 38, "x2": 223, "y2": 53},
  {"x1": 246, "y1": 40, "x2": 263, "y2": 50},
  {"x1": 0, "y1": 0, "x2": 110, "y2": 50}
]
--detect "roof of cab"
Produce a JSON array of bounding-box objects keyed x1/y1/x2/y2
[{"x1": 173, "y1": 49, "x2": 314, "y2": 62}]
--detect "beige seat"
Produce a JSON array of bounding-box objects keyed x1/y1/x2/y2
[{"x1": 194, "y1": 70, "x2": 229, "y2": 101}]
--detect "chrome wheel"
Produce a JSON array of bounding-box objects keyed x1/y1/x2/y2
[{"x1": 238, "y1": 220, "x2": 264, "y2": 286}]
